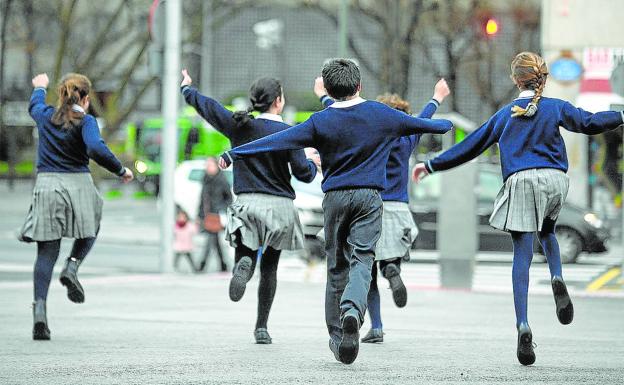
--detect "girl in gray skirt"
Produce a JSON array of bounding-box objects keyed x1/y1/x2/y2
[
  {"x1": 180, "y1": 70, "x2": 320, "y2": 344},
  {"x1": 413, "y1": 52, "x2": 624, "y2": 365},
  {"x1": 20, "y1": 73, "x2": 133, "y2": 340}
]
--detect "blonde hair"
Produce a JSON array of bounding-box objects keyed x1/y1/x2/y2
[
  {"x1": 51, "y1": 73, "x2": 92, "y2": 129},
  {"x1": 510, "y1": 52, "x2": 548, "y2": 118},
  {"x1": 376, "y1": 93, "x2": 411, "y2": 115}
]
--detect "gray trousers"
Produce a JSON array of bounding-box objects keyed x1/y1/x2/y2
[{"x1": 322, "y1": 189, "x2": 383, "y2": 343}]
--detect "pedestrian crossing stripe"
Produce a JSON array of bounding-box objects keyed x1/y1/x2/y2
[{"x1": 586, "y1": 267, "x2": 622, "y2": 292}]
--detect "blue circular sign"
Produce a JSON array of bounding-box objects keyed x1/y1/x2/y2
[{"x1": 550, "y1": 57, "x2": 583, "y2": 82}]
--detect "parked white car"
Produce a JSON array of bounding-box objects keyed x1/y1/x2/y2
[{"x1": 174, "y1": 160, "x2": 325, "y2": 258}]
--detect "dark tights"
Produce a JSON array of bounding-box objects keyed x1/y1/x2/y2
[
  {"x1": 366, "y1": 258, "x2": 402, "y2": 330},
  {"x1": 34, "y1": 237, "x2": 96, "y2": 301},
  {"x1": 510, "y1": 218, "x2": 563, "y2": 328},
  {"x1": 234, "y1": 243, "x2": 281, "y2": 330}
]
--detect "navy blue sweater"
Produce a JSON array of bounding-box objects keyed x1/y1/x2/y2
[
  {"x1": 425, "y1": 96, "x2": 624, "y2": 181},
  {"x1": 29, "y1": 88, "x2": 125, "y2": 175},
  {"x1": 223, "y1": 99, "x2": 452, "y2": 193},
  {"x1": 182, "y1": 86, "x2": 317, "y2": 199},
  {"x1": 322, "y1": 96, "x2": 439, "y2": 202}
]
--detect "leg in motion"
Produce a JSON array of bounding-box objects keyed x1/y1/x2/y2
[
  {"x1": 539, "y1": 218, "x2": 573, "y2": 325},
  {"x1": 229, "y1": 235, "x2": 258, "y2": 302},
  {"x1": 254, "y1": 247, "x2": 281, "y2": 344},
  {"x1": 362, "y1": 262, "x2": 383, "y2": 343},
  {"x1": 511, "y1": 231, "x2": 536, "y2": 366},
  {"x1": 60, "y1": 236, "x2": 97, "y2": 304},
  {"x1": 380, "y1": 257, "x2": 407, "y2": 308},
  {"x1": 33, "y1": 240, "x2": 61, "y2": 340}
]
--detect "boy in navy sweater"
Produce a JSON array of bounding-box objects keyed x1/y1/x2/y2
[
  {"x1": 220, "y1": 59, "x2": 453, "y2": 364},
  {"x1": 413, "y1": 52, "x2": 624, "y2": 366}
]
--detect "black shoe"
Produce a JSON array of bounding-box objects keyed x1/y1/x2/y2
[
  {"x1": 384, "y1": 263, "x2": 407, "y2": 308},
  {"x1": 516, "y1": 323, "x2": 536, "y2": 366},
  {"x1": 329, "y1": 339, "x2": 340, "y2": 362},
  {"x1": 338, "y1": 309, "x2": 360, "y2": 364},
  {"x1": 59, "y1": 257, "x2": 85, "y2": 304},
  {"x1": 229, "y1": 256, "x2": 253, "y2": 302},
  {"x1": 254, "y1": 328, "x2": 272, "y2": 344},
  {"x1": 552, "y1": 276, "x2": 574, "y2": 325},
  {"x1": 361, "y1": 328, "x2": 384, "y2": 343},
  {"x1": 32, "y1": 299, "x2": 50, "y2": 341}
]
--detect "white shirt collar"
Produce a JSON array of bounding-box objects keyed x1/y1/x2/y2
[
  {"x1": 256, "y1": 113, "x2": 283, "y2": 122},
  {"x1": 329, "y1": 97, "x2": 366, "y2": 108},
  {"x1": 72, "y1": 104, "x2": 86, "y2": 113},
  {"x1": 517, "y1": 90, "x2": 535, "y2": 99}
]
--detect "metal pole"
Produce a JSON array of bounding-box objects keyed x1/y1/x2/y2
[
  {"x1": 159, "y1": 0, "x2": 181, "y2": 273},
  {"x1": 200, "y1": 0, "x2": 213, "y2": 95},
  {"x1": 338, "y1": 0, "x2": 348, "y2": 57}
]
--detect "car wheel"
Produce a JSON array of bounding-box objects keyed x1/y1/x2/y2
[{"x1": 555, "y1": 227, "x2": 583, "y2": 264}]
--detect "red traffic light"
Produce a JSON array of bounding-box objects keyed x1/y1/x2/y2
[{"x1": 485, "y1": 18, "x2": 499, "y2": 36}]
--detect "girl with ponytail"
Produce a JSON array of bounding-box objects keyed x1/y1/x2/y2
[
  {"x1": 20, "y1": 73, "x2": 133, "y2": 341},
  {"x1": 412, "y1": 51, "x2": 624, "y2": 366},
  {"x1": 180, "y1": 70, "x2": 320, "y2": 345}
]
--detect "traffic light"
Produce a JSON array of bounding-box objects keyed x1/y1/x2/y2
[{"x1": 484, "y1": 18, "x2": 499, "y2": 37}]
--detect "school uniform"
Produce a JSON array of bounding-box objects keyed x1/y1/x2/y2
[
  {"x1": 221, "y1": 98, "x2": 452, "y2": 343},
  {"x1": 181, "y1": 86, "x2": 317, "y2": 251},
  {"x1": 19, "y1": 88, "x2": 126, "y2": 242},
  {"x1": 425, "y1": 90, "x2": 624, "y2": 232}
]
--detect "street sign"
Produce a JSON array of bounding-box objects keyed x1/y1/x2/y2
[
  {"x1": 610, "y1": 63, "x2": 624, "y2": 97},
  {"x1": 2, "y1": 102, "x2": 32, "y2": 126},
  {"x1": 550, "y1": 57, "x2": 583, "y2": 83}
]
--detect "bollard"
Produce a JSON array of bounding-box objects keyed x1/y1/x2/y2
[{"x1": 437, "y1": 161, "x2": 478, "y2": 288}]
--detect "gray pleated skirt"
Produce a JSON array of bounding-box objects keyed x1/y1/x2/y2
[
  {"x1": 376, "y1": 201, "x2": 418, "y2": 261},
  {"x1": 19, "y1": 172, "x2": 103, "y2": 242},
  {"x1": 225, "y1": 193, "x2": 305, "y2": 251},
  {"x1": 489, "y1": 168, "x2": 569, "y2": 232}
]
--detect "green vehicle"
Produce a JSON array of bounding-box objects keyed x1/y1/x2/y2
[
  {"x1": 125, "y1": 106, "x2": 320, "y2": 194},
  {"x1": 126, "y1": 107, "x2": 230, "y2": 194}
]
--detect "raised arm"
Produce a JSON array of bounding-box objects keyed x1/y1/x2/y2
[
  {"x1": 559, "y1": 101, "x2": 624, "y2": 135},
  {"x1": 424, "y1": 116, "x2": 498, "y2": 174},
  {"x1": 396, "y1": 111, "x2": 453, "y2": 136},
  {"x1": 220, "y1": 118, "x2": 317, "y2": 168},
  {"x1": 180, "y1": 70, "x2": 235, "y2": 137},
  {"x1": 81, "y1": 115, "x2": 127, "y2": 177},
  {"x1": 29, "y1": 74, "x2": 53, "y2": 121}
]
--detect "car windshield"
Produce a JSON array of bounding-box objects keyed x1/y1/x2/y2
[
  {"x1": 188, "y1": 167, "x2": 234, "y2": 185},
  {"x1": 410, "y1": 166, "x2": 503, "y2": 203}
]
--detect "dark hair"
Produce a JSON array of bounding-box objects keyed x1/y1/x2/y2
[
  {"x1": 51, "y1": 73, "x2": 91, "y2": 129},
  {"x1": 232, "y1": 77, "x2": 283, "y2": 128},
  {"x1": 321, "y1": 59, "x2": 361, "y2": 100}
]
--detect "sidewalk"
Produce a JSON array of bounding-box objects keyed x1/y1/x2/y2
[{"x1": 0, "y1": 273, "x2": 622, "y2": 384}]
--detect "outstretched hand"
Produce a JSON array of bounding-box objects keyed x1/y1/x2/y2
[
  {"x1": 313, "y1": 77, "x2": 327, "y2": 98},
  {"x1": 305, "y1": 147, "x2": 322, "y2": 170},
  {"x1": 32, "y1": 73, "x2": 49, "y2": 89},
  {"x1": 218, "y1": 155, "x2": 229, "y2": 170},
  {"x1": 433, "y1": 78, "x2": 450, "y2": 103},
  {"x1": 411, "y1": 163, "x2": 429, "y2": 182},
  {"x1": 181, "y1": 69, "x2": 193, "y2": 87},
  {"x1": 121, "y1": 167, "x2": 134, "y2": 184}
]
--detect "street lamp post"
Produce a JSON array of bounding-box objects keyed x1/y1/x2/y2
[{"x1": 159, "y1": 0, "x2": 181, "y2": 273}]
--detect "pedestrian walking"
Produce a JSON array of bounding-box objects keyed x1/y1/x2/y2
[
  {"x1": 197, "y1": 157, "x2": 232, "y2": 273},
  {"x1": 314, "y1": 79, "x2": 451, "y2": 343},
  {"x1": 174, "y1": 208, "x2": 198, "y2": 272},
  {"x1": 180, "y1": 70, "x2": 320, "y2": 344},
  {"x1": 19, "y1": 73, "x2": 134, "y2": 341},
  {"x1": 412, "y1": 51, "x2": 624, "y2": 366},
  {"x1": 219, "y1": 59, "x2": 452, "y2": 364}
]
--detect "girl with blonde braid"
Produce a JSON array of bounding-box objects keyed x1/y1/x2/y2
[{"x1": 413, "y1": 52, "x2": 624, "y2": 366}]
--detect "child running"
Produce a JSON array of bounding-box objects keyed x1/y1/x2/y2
[
  {"x1": 412, "y1": 51, "x2": 624, "y2": 366},
  {"x1": 314, "y1": 78, "x2": 451, "y2": 343},
  {"x1": 219, "y1": 59, "x2": 453, "y2": 364},
  {"x1": 180, "y1": 70, "x2": 319, "y2": 344},
  {"x1": 19, "y1": 73, "x2": 134, "y2": 340}
]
